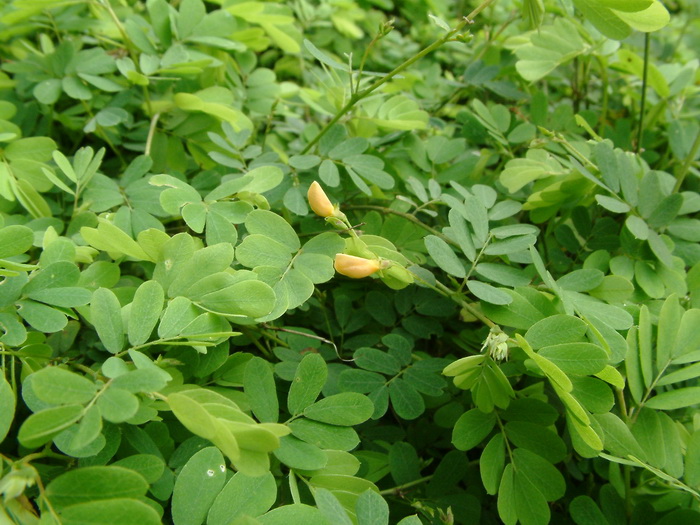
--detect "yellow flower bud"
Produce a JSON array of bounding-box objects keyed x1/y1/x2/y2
[
  {"x1": 334, "y1": 254, "x2": 381, "y2": 279},
  {"x1": 308, "y1": 181, "x2": 335, "y2": 218}
]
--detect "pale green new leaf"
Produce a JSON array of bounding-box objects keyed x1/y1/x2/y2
[{"x1": 245, "y1": 357, "x2": 279, "y2": 423}]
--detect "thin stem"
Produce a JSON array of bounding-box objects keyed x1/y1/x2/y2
[
  {"x1": 465, "y1": 233, "x2": 492, "y2": 281},
  {"x1": 496, "y1": 412, "x2": 515, "y2": 465},
  {"x1": 354, "y1": 20, "x2": 394, "y2": 94},
  {"x1": 379, "y1": 475, "x2": 433, "y2": 495},
  {"x1": 615, "y1": 387, "x2": 629, "y2": 422},
  {"x1": 636, "y1": 33, "x2": 650, "y2": 154},
  {"x1": 145, "y1": 112, "x2": 161, "y2": 156},
  {"x1": 673, "y1": 129, "x2": 700, "y2": 193},
  {"x1": 423, "y1": 277, "x2": 496, "y2": 328},
  {"x1": 300, "y1": 0, "x2": 497, "y2": 154},
  {"x1": 239, "y1": 327, "x2": 273, "y2": 359},
  {"x1": 262, "y1": 324, "x2": 350, "y2": 362},
  {"x1": 630, "y1": 360, "x2": 672, "y2": 424},
  {"x1": 344, "y1": 204, "x2": 454, "y2": 245}
]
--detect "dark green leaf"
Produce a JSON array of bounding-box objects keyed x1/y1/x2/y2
[
  {"x1": 354, "y1": 348, "x2": 401, "y2": 375},
  {"x1": 244, "y1": 357, "x2": 279, "y2": 423},
  {"x1": 506, "y1": 421, "x2": 567, "y2": 463},
  {"x1": 452, "y1": 409, "x2": 496, "y2": 451},
  {"x1": 288, "y1": 353, "x2": 327, "y2": 416},
  {"x1": 512, "y1": 448, "x2": 566, "y2": 501},
  {"x1": 338, "y1": 370, "x2": 386, "y2": 394},
  {"x1": 569, "y1": 495, "x2": 608, "y2": 525},
  {"x1": 289, "y1": 419, "x2": 359, "y2": 451},
  {"x1": 480, "y1": 434, "x2": 505, "y2": 495},
  {"x1": 303, "y1": 393, "x2": 374, "y2": 426},
  {"x1": 388, "y1": 379, "x2": 424, "y2": 420}
]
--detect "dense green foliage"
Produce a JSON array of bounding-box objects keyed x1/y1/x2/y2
[{"x1": 0, "y1": 0, "x2": 699, "y2": 523}]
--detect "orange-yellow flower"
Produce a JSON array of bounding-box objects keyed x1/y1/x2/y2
[
  {"x1": 334, "y1": 254, "x2": 381, "y2": 279},
  {"x1": 308, "y1": 181, "x2": 334, "y2": 218}
]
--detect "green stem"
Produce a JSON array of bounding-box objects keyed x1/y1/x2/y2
[
  {"x1": 636, "y1": 33, "x2": 650, "y2": 154},
  {"x1": 496, "y1": 412, "x2": 515, "y2": 464},
  {"x1": 344, "y1": 204, "x2": 454, "y2": 245},
  {"x1": 673, "y1": 129, "x2": 700, "y2": 193},
  {"x1": 378, "y1": 475, "x2": 433, "y2": 495},
  {"x1": 145, "y1": 113, "x2": 161, "y2": 156},
  {"x1": 465, "y1": 233, "x2": 492, "y2": 281},
  {"x1": 615, "y1": 386, "x2": 629, "y2": 421},
  {"x1": 239, "y1": 327, "x2": 273, "y2": 359},
  {"x1": 300, "y1": 0, "x2": 497, "y2": 154},
  {"x1": 426, "y1": 278, "x2": 496, "y2": 329},
  {"x1": 354, "y1": 20, "x2": 393, "y2": 94},
  {"x1": 630, "y1": 360, "x2": 671, "y2": 424}
]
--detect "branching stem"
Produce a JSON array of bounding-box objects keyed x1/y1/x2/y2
[{"x1": 300, "y1": 0, "x2": 497, "y2": 154}]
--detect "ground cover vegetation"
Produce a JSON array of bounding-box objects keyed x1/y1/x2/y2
[{"x1": 0, "y1": 0, "x2": 699, "y2": 523}]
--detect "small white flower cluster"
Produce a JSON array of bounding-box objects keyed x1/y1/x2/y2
[{"x1": 481, "y1": 327, "x2": 509, "y2": 362}]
